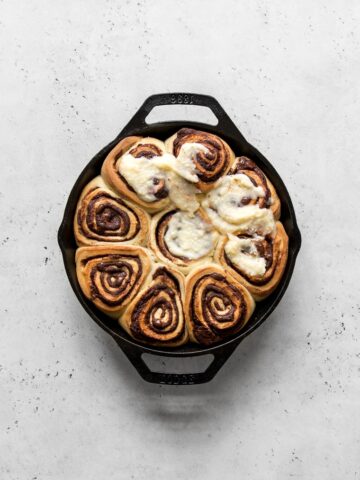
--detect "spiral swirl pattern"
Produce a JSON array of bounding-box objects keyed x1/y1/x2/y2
[
  {"x1": 129, "y1": 143, "x2": 163, "y2": 159},
  {"x1": 101, "y1": 136, "x2": 170, "y2": 212},
  {"x1": 226, "y1": 235, "x2": 274, "y2": 285},
  {"x1": 229, "y1": 157, "x2": 280, "y2": 218},
  {"x1": 122, "y1": 267, "x2": 187, "y2": 346},
  {"x1": 170, "y1": 128, "x2": 234, "y2": 189},
  {"x1": 185, "y1": 266, "x2": 255, "y2": 345},
  {"x1": 215, "y1": 222, "x2": 288, "y2": 300},
  {"x1": 75, "y1": 178, "x2": 148, "y2": 245},
  {"x1": 74, "y1": 130, "x2": 289, "y2": 348},
  {"x1": 76, "y1": 246, "x2": 150, "y2": 315}
]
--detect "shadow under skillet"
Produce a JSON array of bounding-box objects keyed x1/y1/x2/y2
[{"x1": 104, "y1": 314, "x2": 281, "y2": 425}]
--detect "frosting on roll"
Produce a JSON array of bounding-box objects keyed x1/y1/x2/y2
[
  {"x1": 76, "y1": 129, "x2": 290, "y2": 347},
  {"x1": 224, "y1": 234, "x2": 267, "y2": 277},
  {"x1": 118, "y1": 140, "x2": 206, "y2": 212},
  {"x1": 119, "y1": 154, "x2": 169, "y2": 202},
  {"x1": 170, "y1": 143, "x2": 209, "y2": 182},
  {"x1": 164, "y1": 211, "x2": 217, "y2": 260},
  {"x1": 214, "y1": 221, "x2": 289, "y2": 300},
  {"x1": 166, "y1": 172, "x2": 200, "y2": 214},
  {"x1": 229, "y1": 157, "x2": 272, "y2": 207},
  {"x1": 169, "y1": 128, "x2": 233, "y2": 188},
  {"x1": 202, "y1": 174, "x2": 275, "y2": 235}
]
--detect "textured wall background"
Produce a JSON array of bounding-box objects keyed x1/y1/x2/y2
[{"x1": 1, "y1": 1, "x2": 359, "y2": 478}]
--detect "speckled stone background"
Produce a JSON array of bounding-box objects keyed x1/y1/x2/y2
[{"x1": 1, "y1": 0, "x2": 360, "y2": 478}]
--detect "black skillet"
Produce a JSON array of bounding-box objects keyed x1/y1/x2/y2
[{"x1": 58, "y1": 93, "x2": 301, "y2": 385}]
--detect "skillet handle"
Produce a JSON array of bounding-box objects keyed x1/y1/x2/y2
[
  {"x1": 116, "y1": 340, "x2": 240, "y2": 385},
  {"x1": 119, "y1": 92, "x2": 243, "y2": 139}
]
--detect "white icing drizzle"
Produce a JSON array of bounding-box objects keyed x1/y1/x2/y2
[
  {"x1": 225, "y1": 234, "x2": 266, "y2": 276},
  {"x1": 164, "y1": 211, "x2": 217, "y2": 260}
]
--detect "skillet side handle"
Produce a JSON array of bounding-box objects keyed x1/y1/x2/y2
[
  {"x1": 119, "y1": 92, "x2": 244, "y2": 139},
  {"x1": 115, "y1": 340, "x2": 240, "y2": 385}
]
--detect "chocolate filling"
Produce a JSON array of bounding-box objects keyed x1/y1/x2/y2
[
  {"x1": 129, "y1": 144, "x2": 162, "y2": 159},
  {"x1": 77, "y1": 189, "x2": 140, "y2": 241},
  {"x1": 115, "y1": 146, "x2": 169, "y2": 201},
  {"x1": 130, "y1": 268, "x2": 184, "y2": 343},
  {"x1": 224, "y1": 235, "x2": 275, "y2": 286},
  {"x1": 84, "y1": 254, "x2": 143, "y2": 307},
  {"x1": 173, "y1": 128, "x2": 230, "y2": 184},
  {"x1": 230, "y1": 157, "x2": 271, "y2": 206},
  {"x1": 190, "y1": 273, "x2": 246, "y2": 345}
]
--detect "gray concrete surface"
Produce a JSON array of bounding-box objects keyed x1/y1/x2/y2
[{"x1": 1, "y1": 0, "x2": 359, "y2": 478}]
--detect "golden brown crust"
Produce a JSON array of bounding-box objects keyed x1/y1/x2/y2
[
  {"x1": 149, "y1": 207, "x2": 216, "y2": 275},
  {"x1": 165, "y1": 128, "x2": 235, "y2": 192},
  {"x1": 214, "y1": 222, "x2": 288, "y2": 301},
  {"x1": 229, "y1": 157, "x2": 281, "y2": 219},
  {"x1": 72, "y1": 128, "x2": 289, "y2": 348},
  {"x1": 101, "y1": 136, "x2": 170, "y2": 213},
  {"x1": 75, "y1": 245, "x2": 151, "y2": 317},
  {"x1": 74, "y1": 176, "x2": 150, "y2": 246},
  {"x1": 119, "y1": 264, "x2": 188, "y2": 347},
  {"x1": 184, "y1": 264, "x2": 255, "y2": 345}
]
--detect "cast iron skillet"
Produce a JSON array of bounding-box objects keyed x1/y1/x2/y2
[{"x1": 58, "y1": 93, "x2": 301, "y2": 385}]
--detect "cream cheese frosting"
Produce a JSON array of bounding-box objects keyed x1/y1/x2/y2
[
  {"x1": 118, "y1": 143, "x2": 207, "y2": 211},
  {"x1": 119, "y1": 154, "x2": 168, "y2": 202},
  {"x1": 224, "y1": 234, "x2": 266, "y2": 276},
  {"x1": 202, "y1": 174, "x2": 275, "y2": 235},
  {"x1": 164, "y1": 211, "x2": 217, "y2": 260},
  {"x1": 171, "y1": 142, "x2": 208, "y2": 182}
]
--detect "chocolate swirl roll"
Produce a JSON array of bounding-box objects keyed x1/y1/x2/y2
[
  {"x1": 149, "y1": 208, "x2": 218, "y2": 275},
  {"x1": 185, "y1": 265, "x2": 255, "y2": 345},
  {"x1": 74, "y1": 176, "x2": 150, "y2": 246},
  {"x1": 165, "y1": 128, "x2": 235, "y2": 192},
  {"x1": 214, "y1": 222, "x2": 288, "y2": 300},
  {"x1": 75, "y1": 246, "x2": 151, "y2": 317},
  {"x1": 101, "y1": 136, "x2": 171, "y2": 213},
  {"x1": 120, "y1": 266, "x2": 188, "y2": 347},
  {"x1": 229, "y1": 157, "x2": 281, "y2": 219}
]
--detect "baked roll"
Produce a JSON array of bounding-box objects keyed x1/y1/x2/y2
[
  {"x1": 165, "y1": 128, "x2": 235, "y2": 192},
  {"x1": 214, "y1": 221, "x2": 288, "y2": 300},
  {"x1": 149, "y1": 208, "x2": 218, "y2": 275},
  {"x1": 229, "y1": 157, "x2": 281, "y2": 219},
  {"x1": 184, "y1": 264, "x2": 255, "y2": 345},
  {"x1": 75, "y1": 245, "x2": 151, "y2": 317},
  {"x1": 201, "y1": 170, "x2": 276, "y2": 236},
  {"x1": 120, "y1": 265, "x2": 188, "y2": 347},
  {"x1": 74, "y1": 176, "x2": 150, "y2": 246},
  {"x1": 101, "y1": 136, "x2": 171, "y2": 213}
]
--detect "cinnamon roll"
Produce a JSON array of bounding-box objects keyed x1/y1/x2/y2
[
  {"x1": 71, "y1": 126, "x2": 291, "y2": 349},
  {"x1": 120, "y1": 265, "x2": 188, "y2": 347},
  {"x1": 229, "y1": 157, "x2": 280, "y2": 219},
  {"x1": 184, "y1": 264, "x2": 255, "y2": 346},
  {"x1": 75, "y1": 245, "x2": 151, "y2": 317},
  {"x1": 201, "y1": 172, "x2": 276, "y2": 236},
  {"x1": 101, "y1": 136, "x2": 171, "y2": 213},
  {"x1": 149, "y1": 208, "x2": 218, "y2": 275},
  {"x1": 165, "y1": 128, "x2": 235, "y2": 192},
  {"x1": 74, "y1": 176, "x2": 150, "y2": 246},
  {"x1": 214, "y1": 222, "x2": 288, "y2": 300}
]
